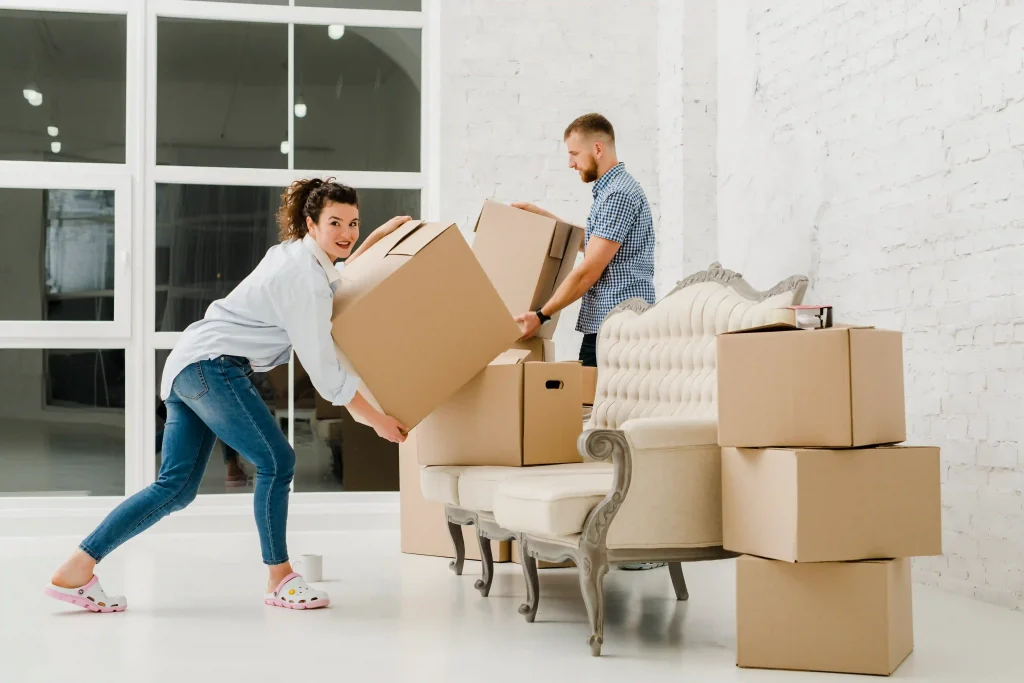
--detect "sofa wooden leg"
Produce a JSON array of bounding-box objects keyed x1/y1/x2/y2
[
  {"x1": 474, "y1": 530, "x2": 494, "y2": 597},
  {"x1": 669, "y1": 562, "x2": 689, "y2": 601},
  {"x1": 579, "y1": 556, "x2": 609, "y2": 656},
  {"x1": 447, "y1": 521, "x2": 465, "y2": 576},
  {"x1": 517, "y1": 539, "x2": 540, "y2": 623}
]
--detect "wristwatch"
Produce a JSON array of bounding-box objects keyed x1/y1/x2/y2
[{"x1": 535, "y1": 308, "x2": 552, "y2": 324}]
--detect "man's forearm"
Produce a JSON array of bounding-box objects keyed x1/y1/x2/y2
[{"x1": 540, "y1": 267, "x2": 599, "y2": 317}]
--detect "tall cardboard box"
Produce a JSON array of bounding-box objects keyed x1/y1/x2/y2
[
  {"x1": 472, "y1": 200, "x2": 584, "y2": 339},
  {"x1": 331, "y1": 220, "x2": 521, "y2": 429},
  {"x1": 717, "y1": 326, "x2": 906, "y2": 448},
  {"x1": 399, "y1": 432, "x2": 510, "y2": 561},
  {"x1": 723, "y1": 446, "x2": 942, "y2": 562},
  {"x1": 581, "y1": 367, "x2": 598, "y2": 406},
  {"x1": 415, "y1": 350, "x2": 583, "y2": 467},
  {"x1": 736, "y1": 555, "x2": 914, "y2": 676}
]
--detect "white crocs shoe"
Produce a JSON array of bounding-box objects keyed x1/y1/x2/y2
[
  {"x1": 265, "y1": 573, "x2": 329, "y2": 610},
  {"x1": 45, "y1": 576, "x2": 127, "y2": 613}
]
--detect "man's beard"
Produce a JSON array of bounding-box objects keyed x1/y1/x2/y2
[{"x1": 579, "y1": 163, "x2": 600, "y2": 183}]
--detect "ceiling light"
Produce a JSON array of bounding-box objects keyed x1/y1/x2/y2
[
  {"x1": 280, "y1": 140, "x2": 290, "y2": 155},
  {"x1": 47, "y1": 126, "x2": 59, "y2": 137},
  {"x1": 328, "y1": 24, "x2": 345, "y2": 40},
  {"x1": 23, "y1": 84, "x2": 39, "y2": 101},
  {"x1": 293, "y1": 100, "x2": 307, "y2": 118},
  {"x1": 51, "y1": 141, "x2": 61, "y2": 154}
]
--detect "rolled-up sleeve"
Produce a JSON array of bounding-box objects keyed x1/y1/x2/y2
[
  {"x1": 271, "y1": 272, "x2": 361, "y2": 406},
  {"x1": 590, "y1": 191, "x2": 638, "y2": 244}
]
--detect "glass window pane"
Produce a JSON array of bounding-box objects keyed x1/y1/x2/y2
[
  {"x1": 157, "y1": 19, "x2": 287, "y2": 168},
  {"x1": 0, "y1": 188, "x2": 116, "y2": 322},
  {"x1": 298, "y1": 1, "x2": 421, "y2": 9},
  {"x1": 294, "y1": 25, "x2": 421, "y2": 171},
  {"x1": 0, "y1": 348, "x2": 125, "y2": 497},
  {"x1": 156, "y1": 350, "x2": 284, "y2": 496},
  {"x1": 155, "y1": 184, "x2": 283, "y2": 332},
  {"x1": 0, "y1": 10, "x2": 126, "y2": 163},
  {"x1": 156, "y1": 184, "x2": 419, "y2": 331}
]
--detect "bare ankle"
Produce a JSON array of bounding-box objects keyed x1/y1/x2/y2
[
  {"x1": 52, "y1": 550, "x2": 96, "y2": 589},
  {"x1": 266, "y1": 561, "x2": 294, "y2": 592}
]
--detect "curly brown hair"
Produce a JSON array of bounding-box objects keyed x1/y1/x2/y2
[{"x1": 276, "y1": 177, "x2": 360, "y2": 242}]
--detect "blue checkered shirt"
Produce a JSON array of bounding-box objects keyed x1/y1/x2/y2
[{"x1": 577, "y1": 163, "x2": 656, "y2": 334}]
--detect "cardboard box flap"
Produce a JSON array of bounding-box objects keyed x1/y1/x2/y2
[
  {"x1": 388, "y1": 221, "x2": 452, "y2": 257},
  {"x1": 548, "y1": 222, "x2": 572, "y2": 258},
  {"x1": 491, "y1": 348, "x2": 532, "y2": 366},
  {"x1": 722, "y1": 322, "x2": 802, "y2": 335},
  {"x1": 722, "y1": 322, "x2": 875, "y2": 335}
]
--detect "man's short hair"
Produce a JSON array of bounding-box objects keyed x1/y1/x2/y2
[{"x1": 564, "y1": 113, "x2": 615, "y2": 143}]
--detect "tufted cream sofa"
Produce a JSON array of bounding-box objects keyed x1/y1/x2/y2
[{"x1": 418, "y1": 263, "x2": 808, "y2": 655}]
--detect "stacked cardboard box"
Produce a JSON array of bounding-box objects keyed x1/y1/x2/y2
[
  {"x1": 413, "y1": 202, "x2": 586, "y2": 470},
  {"x1": 398, "y1": 202, "x2": 587, "y2": 558},
  {"x1": 717, "y1": 324, "x2": 942, "y2": 677}
]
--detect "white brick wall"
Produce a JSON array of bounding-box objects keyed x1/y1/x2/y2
[
  {"x1": 657, "y1": 0, "x2": 719, "y2": 295},
  {"x1": 719, "y1": 0, "x2": 1024, "y2": 610},
  {"x1": 439, "y1": 0, "x2": 659, "y2": 359}
]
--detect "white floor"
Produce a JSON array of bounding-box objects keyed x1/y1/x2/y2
[{"x1": 4, "y1": 531, "x2": 1023, "y2": 682}]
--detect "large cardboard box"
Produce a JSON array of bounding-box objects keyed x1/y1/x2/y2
[
  {"x1": 331, "y1": 220, "x2": 521, "y2": 429},
  {"x1": 472, "y1": 200, "x2": 584, "y2": 339},
  {"x1": 723, "y1": 446, "x2": 941, "y2": 562},
  {"x1": 736, "y1": 556, "x2": 913, "y2": 676},
  {"x1": 415, "y1": 350, "x2": 583, "y2": 467},
  {"x1": 399, "y1": 432, "x2": 510, "y2": 561},
  {"x1": 717, "y1": 326, "x2": 906, "y2": 448}
]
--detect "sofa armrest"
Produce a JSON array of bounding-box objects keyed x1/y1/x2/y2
[
  {"x1": 576, "y1": 428, "x2": 723, "y2": 549},
  {"x1": 620, "y1": 416, "x2": 718, "y2": 451}
]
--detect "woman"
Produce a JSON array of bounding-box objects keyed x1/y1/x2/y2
[{"x1": 46, "y1": 178, "x2": 408, "y2": 612}]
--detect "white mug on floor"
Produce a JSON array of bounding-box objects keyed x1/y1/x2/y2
[{"x1": 292, "y1": 554, "x2": 323, "y2": 583}]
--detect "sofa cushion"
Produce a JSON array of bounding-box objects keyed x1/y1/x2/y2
[
  {"x1": 419, "y1": 466, "x2": 468, "y2": 506},
  {"x1": 493, "y1": 472, "x2": 614, "y2": 538},
  {"x1": 457, "y1": 462, "x2": 612, "y2": 512}
]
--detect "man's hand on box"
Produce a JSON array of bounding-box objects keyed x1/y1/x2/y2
[{"x1": 515, "y1": 311, "x2": 541, "y2": 340}]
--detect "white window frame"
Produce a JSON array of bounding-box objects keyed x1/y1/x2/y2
[
  {"x1": 0, "y1": 166, "x2": 133, "y2": 340},
  {"x1": 0, "y1": 0, "x2": 438, "y2": 508}
]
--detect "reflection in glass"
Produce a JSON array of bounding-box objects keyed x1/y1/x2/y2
[
  {"x1": 155, "y1": 184, "x2": 282, "y2": 332},
  {"x1": 0, "y1": 10, "x2": 126, "y2": 163},
  {"x1": 0, "y1": 348, "x2": 125, "y2": 497},
  {"x1": 294, "y1": 25, "x2": 421, "y2": 171},
  {"x1": 157, "y1": 18, "x2": 287, "y2": 168},
  {"x1": 0, "y1": 188, "x2": 116, "y2": 322}
]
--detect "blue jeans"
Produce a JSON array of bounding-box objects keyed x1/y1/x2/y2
[{"x1": 81, "y1": 356, "x2": 295, "y2": 565}]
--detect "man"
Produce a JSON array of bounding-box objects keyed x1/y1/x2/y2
[
  {"x1": 515, "y1": 114, "x2": 659, "y2": 572},
  {"x1": 514, "y1": 113, "x2": 655, "y2": 367}
]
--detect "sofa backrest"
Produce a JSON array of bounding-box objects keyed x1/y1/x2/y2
[{"x1": 588, "y1": 263, "x2": 808, "y2": 430}]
